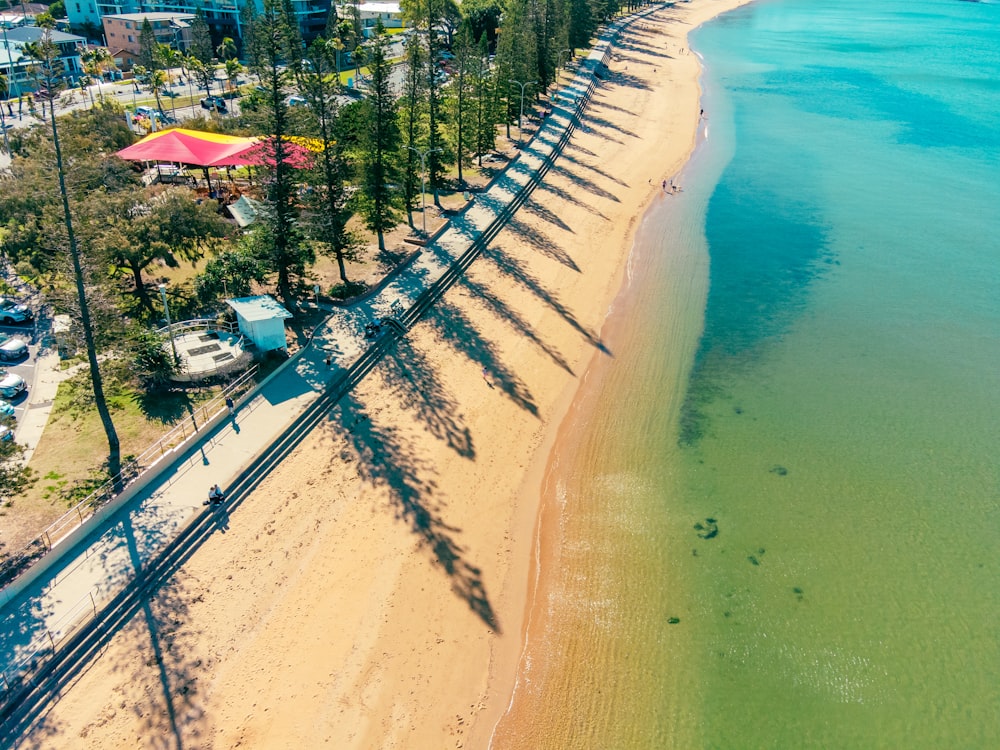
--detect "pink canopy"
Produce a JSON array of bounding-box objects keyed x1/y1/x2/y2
[
  {"x1": 230, "y1": 137, "x2": 315, "y2": 169},
  {"x1": 116, "y1": 128, "x2": 256, "y2": 167},
  {"x1": 116, "y1": 129, "x2": 315, "y2": 169}
]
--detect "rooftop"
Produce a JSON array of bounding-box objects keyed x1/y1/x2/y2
[
  {"x1": 354, "y1": 2, "x2": 402, "y2": 12},
  {"x1": 227, "y1": 296, "x2": 293, "y2": 323},
  {"x1": 103, "y1": 12, "x2": 195, "y2": 23},
  {"x1": 2, "y1": 26, "x2": 84, "y2": 44}
]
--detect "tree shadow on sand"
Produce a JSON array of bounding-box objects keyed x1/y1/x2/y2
[
  {"x1": 8, "y1": 513, "x2": 208, "y2": 750},
  {"x1": 454, "y1": 274, "x2": 575, "y2": 376},
  {"x1": 484, "y1": 244, "x2": 611, "y2": 357},
  {"x1": 505, "y1": 215, "x2": 581, "y2": 272},
  {"x1": 424, "y1": 299, "x2": 539, "y2": 416},
  {"x1": 328, "y1": 392, "x2": 500, "y2": 632},
  {"x1": 378, "y1": 338, "x2": 475, "y2": 460}
]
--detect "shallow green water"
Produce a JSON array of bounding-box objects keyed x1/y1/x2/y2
[
  {"x1": 505, "y1": 0, "x2": 1000, "y2": 747},
  {"x1": 671, "y1": 2, "x2": 1000, "y2": 745}
]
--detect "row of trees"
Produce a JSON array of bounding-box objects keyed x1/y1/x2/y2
[{"x1": 0, "y1": 0, "x2": 646, "y2": 492}]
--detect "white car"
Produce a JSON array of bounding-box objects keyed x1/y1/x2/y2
[
  {"x1": 0, "y1": 399, "x2": 15, "y2": 419},
  {"x1": 0, "y1": 372, "x2": 26, "y2": 399},
  {"x1": 0, "y1": 424, "x2": 12, "y2": 442},
  {"x1": 0, "y1": 334, "x2": 27, "y2": 361}
]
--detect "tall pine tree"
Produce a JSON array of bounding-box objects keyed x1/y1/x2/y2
[{"x1": 358, "y1": 20, "x2": 401, "y2": 251}]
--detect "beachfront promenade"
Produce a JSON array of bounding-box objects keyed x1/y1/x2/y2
[{"x1": 0, "y1": 5, "x2": 656, "y2": 736}]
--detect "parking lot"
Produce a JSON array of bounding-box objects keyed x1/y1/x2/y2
[{"x1": 0, "y1": 318, "x2": 42, "y2": 440}]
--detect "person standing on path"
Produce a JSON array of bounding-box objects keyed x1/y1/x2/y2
[{"x1": 225, "y1": 396, "x2": 234, "y2": 414}]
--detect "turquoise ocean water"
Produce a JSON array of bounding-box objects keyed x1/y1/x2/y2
[{"x1": 499, "y1": 0, "x2": 1000, "y2": 747}]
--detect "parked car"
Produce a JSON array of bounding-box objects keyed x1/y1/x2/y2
[
  {"x1": 0, "y1": 400, "x2": 15, "y2": 419},
  {"x1": 286, "y1": 95, "x2": 309, "y2": 107},
  {"x1": 0, "y1": 297, "x2": 32, "y2": 324},
  {"x1": 135, "y1": 106, "x2": 173, "y2": 123},
  {"x1": 0, "y1": 425, "x2": 12, "y2": 442},
  {"x1": 0, "y1": 334, "x2": 27, "y2": 361},
  {"x1": 0, "y1": 372, "x2": 26, "y2": 399},
  {"x1": 200, "y1": 96, "x2": 228, "y2": 112}
]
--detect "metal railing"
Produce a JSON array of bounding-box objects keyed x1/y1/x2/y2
[
  {"x1": 154, "y1": 318, "x2": 240, "y2": 338},
  {"x1": 0, "y1": 5, "x2": 655, "y2": 717},
  {"x1": 0, "y1": 366, "x2": 259, "y2": 589}
]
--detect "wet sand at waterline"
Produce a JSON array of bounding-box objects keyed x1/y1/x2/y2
[{"x1": 22, "y1": 1, "x2": 752, "y2": 746}]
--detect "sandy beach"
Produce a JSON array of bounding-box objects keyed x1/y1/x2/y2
[{"x1": 21, "y1": 1, "x2": 752, "y2": 747}]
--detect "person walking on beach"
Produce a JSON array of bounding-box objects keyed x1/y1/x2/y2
[{"x1": 482, "y1": 367, "x2": 494, "y2": 388}]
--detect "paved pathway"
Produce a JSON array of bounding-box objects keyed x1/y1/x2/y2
[{"x1": 0, "y1": 6, "x2": 657, "y2": 727}]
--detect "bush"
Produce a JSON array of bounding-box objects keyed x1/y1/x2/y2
[{"x1": 329, "y1": 280, "x2": 367, "y2": 300}]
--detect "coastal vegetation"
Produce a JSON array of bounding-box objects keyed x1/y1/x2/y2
[{"x1": 0, "y1": 0, "x2": 654, "y2": 562}]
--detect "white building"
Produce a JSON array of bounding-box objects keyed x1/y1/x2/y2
[
  {"x1": 340, "y1": 1, "x2": 404, "y2": 38},
  {"x1": 226, "y1": 295, "x2": 292, "y2": 353}
]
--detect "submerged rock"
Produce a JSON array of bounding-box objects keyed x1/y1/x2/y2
[{"x1": 694, "y1": 518, "x2": 719, "y2": 539}]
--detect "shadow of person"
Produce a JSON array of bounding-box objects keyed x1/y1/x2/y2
[{"x1": 211, "y1": 503, "x2": 230, "y2": 533}]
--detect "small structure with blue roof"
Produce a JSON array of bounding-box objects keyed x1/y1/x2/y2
[{"x1": 226, "y1": 295, "x2": 292, "y2": 352}]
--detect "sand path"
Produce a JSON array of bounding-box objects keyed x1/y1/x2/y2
[{"x1": 20, "y1": 1, "x2": 751, "y2": 747}]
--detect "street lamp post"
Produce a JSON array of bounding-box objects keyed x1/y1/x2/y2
[
  {"x1": 511, "y1": 79, "x2": 537, "y2": 145},
  {"x1": 407, "y1": 145, "x2": 442, "y2": 235},
  {"x1": 159, "y1": 283, "x2": 179, "y2": 364},
  {"x1": 0, "y1": 105, "x2": 9, "y2": 155},
  {"x1": 557, "y1": 48, "x2": 572, "y2": 71}
]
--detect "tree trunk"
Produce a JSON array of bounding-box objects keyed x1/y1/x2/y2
[
  {"x1": 50, "y1": 79, "x2": 122, "y2": 490},
  {"x1": 130, "y1": 262, "x2": 154, "y2": 312}
]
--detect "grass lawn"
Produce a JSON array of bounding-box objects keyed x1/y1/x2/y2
[{"x1": 2, "y1": 369, "x2": 220, "y2": 554}]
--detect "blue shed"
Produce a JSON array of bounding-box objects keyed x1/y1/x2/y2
[{"x1": 226, "y1": 295, "x2": 292, "y2": 352}]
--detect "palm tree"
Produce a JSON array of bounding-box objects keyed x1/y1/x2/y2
[
  {"x1": 148, "y1": 69, "x2": 168, "y2": 119},
  {"x1": 329, "y1": 37, "x2": 344, "y2": 78},
  {"x1": 155, "y1": 43, "x2": 181, "y2": 81},
  {"x1": 93, "y1": 46, "x2": 115, "y2": 78},
  {"x1": 224, "y1": 57, "x2": 243, "y2": 93},
  {"x1": 131, "y1": 64, "x2": 147, "y2": 93},
  {"x1": 217, "y1": 36, "x2": 237, "y2": 62}
]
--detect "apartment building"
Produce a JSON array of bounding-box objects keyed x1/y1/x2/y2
[
  {"x1": 0, "y1": 25, "x2": 86, "y2": 95},
  {"x1": 68, "y1": 0, "x2": 332, "y2": 49},
  {"x1": 102, "y1": 12, "x2": 193, "y2": 55}
]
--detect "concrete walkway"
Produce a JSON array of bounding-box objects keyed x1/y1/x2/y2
[{"x1": 0, "y1": 6, "x2": 657, "y2": 727}]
